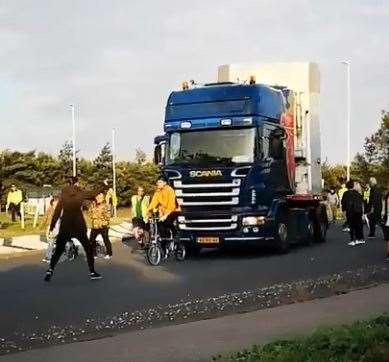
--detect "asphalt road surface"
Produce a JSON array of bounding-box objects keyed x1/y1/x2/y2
[{"x1": 0, "y1": 224, "x2": 386, "y2": 352}]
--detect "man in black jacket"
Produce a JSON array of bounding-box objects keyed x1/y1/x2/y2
[
  {"x1": 367, "y1": 177, "x2": 382, "y2": 238},
  {"x1": 44, "y1": 177, "x2": 102, "y2": 282},
  {"x1": 342, "y1": 180, "x2": 364, "y2": 246}
]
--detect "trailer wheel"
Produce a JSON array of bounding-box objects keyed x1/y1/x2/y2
[
  {"x1": 314, "y1": 206, "x2": 328, "y2": 243},
  {"x1": 275, "y1": 220, "x2": 289, "y2": 254},
  {"x1": 302, "y1": 218, "x2": 315, "y2": 246}
]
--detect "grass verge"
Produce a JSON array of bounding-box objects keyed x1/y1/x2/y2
[{"x1": 215, "y1": 315, "x2": 389, "y2": 362}]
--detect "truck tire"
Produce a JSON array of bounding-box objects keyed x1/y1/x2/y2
[
  {"x1": 302, "y1": 218, "x2": 315, "y2": 246},
  {"x1": 314, "y1": 206, "x2": 328, "y2": 243},
  {"x1": 274, "y1": 220, "x2": 289, "y2": 254}
]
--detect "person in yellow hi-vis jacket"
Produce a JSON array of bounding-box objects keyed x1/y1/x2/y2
[
  {"x1": 338, "y1": 182, "x2": 349, "y2": 231},
  {"x1": 131, "y1": 186, "x2": 150, "y2": 244},
  {"x1": 104, "y1": 183, "x2": 118, "y2": 217},
  {"x1": 6, "y1": 184, "x2": 23, "y2": 222}
]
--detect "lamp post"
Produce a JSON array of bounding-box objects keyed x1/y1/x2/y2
[
  {"x1": 341, "y1": 60, "x2": 351, "y2": 181},
  {"x1": 70, "y1": 104, "x2": 77, "y2": 177},
  {"x1": 112, "y1": 128, "x2": 117, "y2": 218}
]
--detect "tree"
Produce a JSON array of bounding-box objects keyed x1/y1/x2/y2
[
  {"x1": 0, "y1": 143, "x2": 158, "y2": 207},
  {"x1": 91, "y1": 143, "x2": 113, "y2": 186},
  {"x1": 321, "y1": 161, "x2": 347, "y2": 190},
  {"x1": 58, "y1": 141, "x2": 75, "y2": 181},
  {"x1": 352, "y1": 108, "x2": 389, "y2": 187},
  {"x1": 135, "y1": 148, "x2": 147, "y2": 165}
]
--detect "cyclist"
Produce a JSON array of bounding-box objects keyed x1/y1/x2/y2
[{"x1": 146, "y1": 176, "x2": 179, "y2": 240}]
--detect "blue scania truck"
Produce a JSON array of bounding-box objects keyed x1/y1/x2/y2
[{"x1": 154, "y1": 63, "x2": 328, "y2": 253}]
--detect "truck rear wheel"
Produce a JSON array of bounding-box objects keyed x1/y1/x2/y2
[
  {"x1": 274, "y1": 221, "x2": 289, "y2": 254},
  {"x1": 302, "y1": 218, "x2": 315, "y2": 246},
  {"x1": 314, "y1": 219, "x2": 327, "y2": 243},
  {"x1": 314, "y1": 206, "x2": 328, "y2": 243}
]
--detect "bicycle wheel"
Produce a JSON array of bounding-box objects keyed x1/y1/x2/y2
[
  {"x1": 175, "y1": 242, "x2": 186, "y2": 261},
  {"x1": 96, "y1": 243, "x2": 106, "y2": 258},
  {"x1": 146, "y1": 244, "x2": 162, "y2": 266},
  {"x1": 66, "y1": 243, "x2": 75, "y2": 260}
]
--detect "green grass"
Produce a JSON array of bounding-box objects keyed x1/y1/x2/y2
[
  {"x1": 0, "y1": 207, "x2": 131, "y2": 238},
  {"x1": 215, "y1": 315, "x2": 389, "y2": 362}
]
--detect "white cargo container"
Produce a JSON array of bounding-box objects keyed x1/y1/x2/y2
[{"x1": 218, "y1": 62, "x2": 321, "y2": 194}]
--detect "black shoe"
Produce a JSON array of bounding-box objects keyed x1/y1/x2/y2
[
  {"x1": 90, "y1": 272, "x2": 103, "y2": 281},
  {"x1": 44, "y1": 269, "x2": 53, "y2": 282}
]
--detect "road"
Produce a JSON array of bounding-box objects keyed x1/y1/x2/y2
[{"x1": 0, "y1": 224, "x2": 387, "y2": 354}]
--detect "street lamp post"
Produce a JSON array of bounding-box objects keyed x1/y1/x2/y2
[
  {"x1": 70, "y1": 104, "x2": 77, "y2": 177},
  {"x1": 341, "y1": 61, "x2": 351, "y2": 181},
  {"x1": 112, "y1": 128, "x2": 117, "y2": 218}
]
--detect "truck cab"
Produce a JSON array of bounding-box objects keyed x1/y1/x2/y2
[{"x1": 155, "y1": 64, "x2": 327, "y2": 252}]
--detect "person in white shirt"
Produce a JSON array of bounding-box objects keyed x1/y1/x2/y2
[{"x1": 327, "y1": 187, "x2": 339, "y2": 223}]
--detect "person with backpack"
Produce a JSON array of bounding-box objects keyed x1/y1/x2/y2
[{"x1": 342, "y1": 180, "x2": 365, "y2": 246}]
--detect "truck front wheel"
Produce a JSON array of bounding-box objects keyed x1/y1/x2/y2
[{"x1": 274, "y1": 221, "x2": 289, "y2": 254}]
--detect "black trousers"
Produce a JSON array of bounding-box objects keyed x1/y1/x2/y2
[
  {"x1": 158, "y1": 214, "x2": 177, "y2": 239},
  {"x1": 9, "y1": 203, "x2": 21, "y2": 222},
  {"x1": 368, "y1": 214, "x2": 379, "y2": 236},
  {"x1": 90, "y1": 227, "x2": 112, "y2": 256},
  {"x1": 349, "y1": 213, "x2": 364, "y2": 241},
  {"x1": 50, "y1": 233, "x2": 95, "y2": 273}
]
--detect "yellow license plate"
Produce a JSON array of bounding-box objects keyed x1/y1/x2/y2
[{"x1": 197, "y1": 237, "x2": 220, "y2": 244}]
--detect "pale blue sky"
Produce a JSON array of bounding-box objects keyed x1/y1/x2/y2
[{"x1": 1, "y1": 0, "x2": 388, "y2": 163}]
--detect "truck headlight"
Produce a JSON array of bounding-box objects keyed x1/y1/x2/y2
[{"x1": 242, "y1": 216, "x2": 266, "y2": 226}]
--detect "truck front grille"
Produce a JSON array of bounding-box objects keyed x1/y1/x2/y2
[
  {"x1": 174, "y1": 179, "x2": 241, "y2": 207},
  {"x1": 177, "y1": 215, "x2": 238, "y2": 231},
  {"x1": 174, "y1": 178, "x2": 241, "y2": 231}
]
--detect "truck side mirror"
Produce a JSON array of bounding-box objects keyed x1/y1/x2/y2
[{"x1": 154, "y1": 143, "x2": 166, "y2": 166}]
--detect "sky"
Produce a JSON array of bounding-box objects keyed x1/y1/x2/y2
[{"x1": 1, "y1": 0, "x2": 388, "y2": 164}]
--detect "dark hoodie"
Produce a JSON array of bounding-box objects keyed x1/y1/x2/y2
[
  {"x1": 342, "y1": 189, "x2": 363, "y2": 216},
  {"x1": 50, "y1": 185, "x2": 96, "y2": 238}
]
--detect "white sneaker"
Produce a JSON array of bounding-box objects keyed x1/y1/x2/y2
[
  {"x1": 343, "y1": 227, "x2": 351, "y2": 232},
  {"x1": 355, "y1": 240, "x2": 366, "y2": 245},
  {"x1": 104, "y1": 255, "x2": 112, "y2": 260},
  {"x1": 348, "y1": 241, "x2": 356, "y2": 246}
]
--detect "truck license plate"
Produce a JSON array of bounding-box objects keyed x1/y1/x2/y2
[{"x1": 197, "y1": 237, "x2": 219, "y2": 244}]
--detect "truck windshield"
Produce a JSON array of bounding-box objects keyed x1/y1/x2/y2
[{"x1": 167, "y1": 128, "x2": 256, "y2": 165}]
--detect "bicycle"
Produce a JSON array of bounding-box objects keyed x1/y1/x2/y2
[
  {"x1": 144, "y1": 215, "x2": 186, "y2": 266},
  {"x1": 43, "y1": 236, "x2": 79, "y2": 263}
]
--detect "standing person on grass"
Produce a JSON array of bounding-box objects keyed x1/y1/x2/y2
[
  {"x1": 6, "y1": 184, "x2": 23, "y2": 222},
  {"x1": 367, "y1": 177, "x2": 383, "y2": 239},
  {"x1": 382, "y1": 188, "x2": 389, "y2": 261},
  {"x1": 44, "y1": 176, "x2": 102, "y2": 282},
  {"x1": 342, "y1": 180, "x2": 365, "y2": 246},
  {"x1": 89, "y1": 192, "x2": 113, "y2": 260}
]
